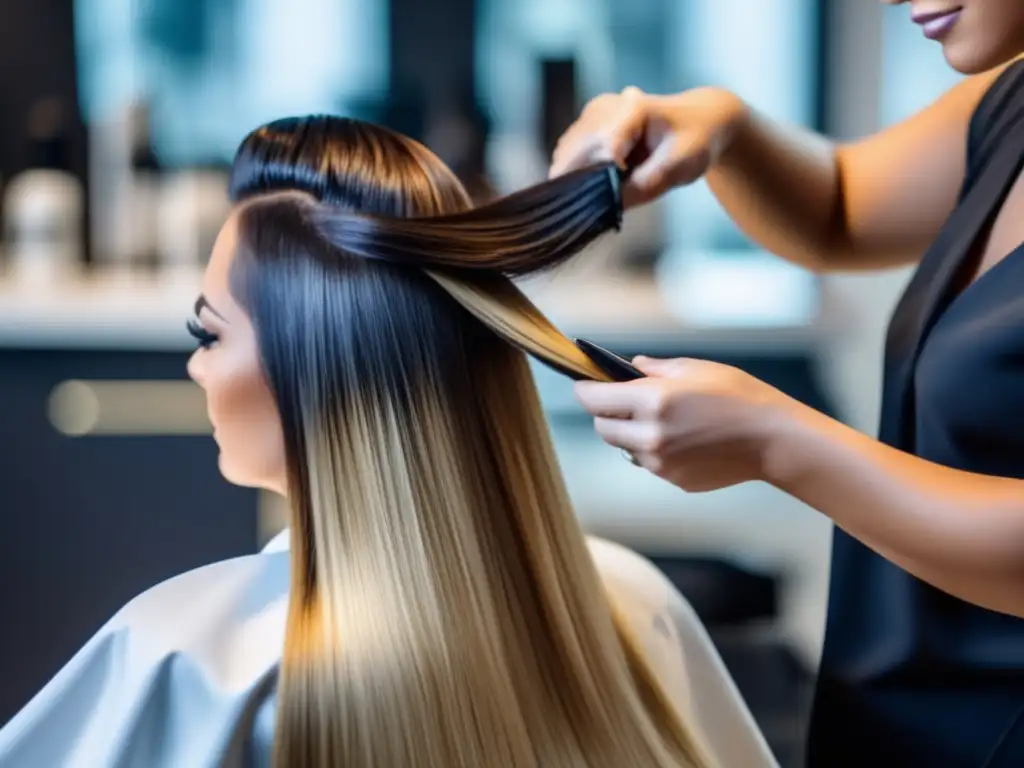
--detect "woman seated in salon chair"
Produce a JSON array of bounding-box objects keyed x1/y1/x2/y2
[{"x1": 0, "y1": 116, "x2": 776, "y2": 768}]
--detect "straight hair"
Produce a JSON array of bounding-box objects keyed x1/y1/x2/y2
[{"x1": 228, "y1": 116, "x2": 714, "y2": 767}]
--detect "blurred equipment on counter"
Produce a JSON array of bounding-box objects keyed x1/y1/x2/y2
[
  {"x1": 87, "y1": 98, "x2": 228, "y2": 278},
  {"x1": 540, "y1": 57, "x2": 578, "y2": 163},
  {"x1": 426, "y1": 85, "x2": 496, "y2": 203},
  {"x1": 2, "y1": 96, "x2": 84, "y2": 285},
  {"x1": 88, "y1": 101, "x2": 138, "y2": 272},
  {"x1": 157, "y1": 165, "x2": 231, "y2": 277},
  {"x1": 127, "y1": 101, "x2": 163, "y2": 271}
]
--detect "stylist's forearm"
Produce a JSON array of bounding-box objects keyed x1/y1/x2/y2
[
  {"x1": 706, "y1": 108, "x2": 845, "y2": 271},
  {"x1": 765, "y1": 405, "x2": 1024, "y2": 616}
]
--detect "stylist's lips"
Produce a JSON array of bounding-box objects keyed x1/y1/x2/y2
[{"x1": 913, "y1": 7, "x2": 962, "y2": 40}]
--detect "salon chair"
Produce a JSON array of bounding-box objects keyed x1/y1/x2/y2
[{"x1": 650, "y1": 549, "x2": 813, "y2": 767}]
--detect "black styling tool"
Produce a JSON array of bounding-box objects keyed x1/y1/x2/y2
[
  {"x1": 573, "y1": 338, "x2": 645, "y2": 382},
  {"x1": 607, "y1": 164, "x2": 625, "y2": 231}
]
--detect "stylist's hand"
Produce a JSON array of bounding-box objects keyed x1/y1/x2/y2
[
  {"x1": 575, "y1": 356, "x2": 801, "y2": 492},
  {"x1": 549, "y1": 86, "x2": 748, "y2": 208}
]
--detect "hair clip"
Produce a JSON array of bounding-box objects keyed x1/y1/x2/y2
[{"x1": 606, "y1": 165, "x2": 624, "y2": 232}]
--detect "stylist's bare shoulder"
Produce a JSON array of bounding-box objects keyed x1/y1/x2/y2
[{"x1": 831, "y1": 57, "x2": 1020, "y2": 266}]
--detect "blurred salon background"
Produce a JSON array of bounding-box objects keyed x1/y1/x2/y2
[{"x1": 0, "y1": 2, "x2": 958, "y2": 765}]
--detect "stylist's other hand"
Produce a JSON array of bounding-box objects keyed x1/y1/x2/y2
[
  {"x1": 574, "y1": 356, "x2": 798, "y2": 492},
  {"x1": 549, "y1": 86, "x2": 747, "y2": 208}
]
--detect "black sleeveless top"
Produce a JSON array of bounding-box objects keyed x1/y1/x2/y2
[{"x1": 806, "y1": 62, "x2": 1024, "y2": 767}]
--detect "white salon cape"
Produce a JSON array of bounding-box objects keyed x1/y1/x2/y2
[{"x1": 0, "y1": 532, "x2": 778, "y2": 767}]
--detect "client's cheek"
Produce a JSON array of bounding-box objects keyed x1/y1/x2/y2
[
  {"x1": 248, "y1": 382, "x2": 287, "y2": 488},
  {"x1": 211, "y1": 367, "x2": 284, "y2": 485},
  {"x1": 207, "y1": 370, "x2": 254, "y2": 444}
]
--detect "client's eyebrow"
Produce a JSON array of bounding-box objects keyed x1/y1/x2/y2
[{"x1": 194, "y1": 295, "x2": 228, "y2": 322}]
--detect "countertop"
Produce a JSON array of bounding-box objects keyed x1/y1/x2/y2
[{"x1": 0, "y1": 266, "x2": 825, "y2": 354}]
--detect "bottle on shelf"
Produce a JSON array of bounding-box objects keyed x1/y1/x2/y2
[
  {"x1": 127, "y1": 101, "x2": 163, "y2": 272},
  {"x1": 2, "y1": 96, "x2": 85, "y2": 286},
  {"x1": 157, "y1": 163, "x2": 230, "y2": 283}
]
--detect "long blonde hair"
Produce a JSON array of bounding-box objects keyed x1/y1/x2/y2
[{"x1": 228, "y1": 116, "x2": 714, "y2": 767}]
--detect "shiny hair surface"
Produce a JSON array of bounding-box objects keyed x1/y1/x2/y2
[{"x1": 229, "y1": 115, "x2": 713, "y2": 767}]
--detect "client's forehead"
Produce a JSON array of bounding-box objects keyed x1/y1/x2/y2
[
  {"x1": 210, "y1": 213, "x2": 241, "y2": 276},
  {"x1": 200, "y1": 213, "x2": 242, "y2": 316}
]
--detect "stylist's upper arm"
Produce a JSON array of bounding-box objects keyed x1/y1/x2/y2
[{"x1": 550, "y1": 76, "x2": 999, "y2": 266}]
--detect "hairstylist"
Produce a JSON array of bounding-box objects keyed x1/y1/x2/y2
[{"x1": 550, "y1": 2, "x2": 1024, "y2": 767}]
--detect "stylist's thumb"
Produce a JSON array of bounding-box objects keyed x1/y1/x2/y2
[{"x1": 632, "y1": 356, "x2": 693, "y2": 377}]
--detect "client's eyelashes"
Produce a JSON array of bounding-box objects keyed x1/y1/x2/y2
[{"x1": 186, "y1": 318, "x2": 219, "y2": 350}]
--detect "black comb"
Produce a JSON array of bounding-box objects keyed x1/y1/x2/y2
[
  {"x1": 607, "y1": 164, "x2": 624, "y2": 231},
  {"x1": 574, "y1": 338, "x2": 645, "y2": 382}
]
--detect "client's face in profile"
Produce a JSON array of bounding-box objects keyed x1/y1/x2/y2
[{"x1": 187, "y1": 214, "x2": 286, "y2": 493}]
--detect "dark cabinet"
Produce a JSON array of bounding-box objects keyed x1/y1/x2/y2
[{"x1": 0, "y1": 347, "x2": 258, "y2": 725}]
